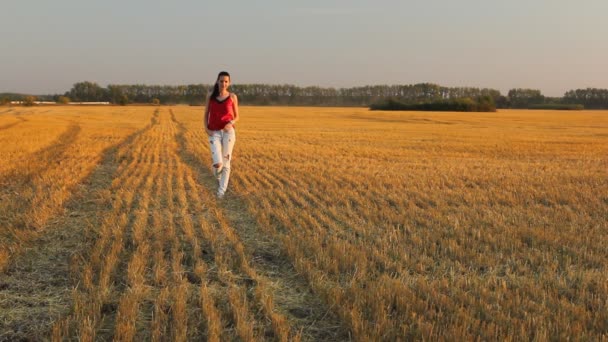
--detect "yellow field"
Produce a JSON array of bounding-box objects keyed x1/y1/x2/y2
[{"x1": 0, "y1": 105, "x2": 606, "y2": 340}]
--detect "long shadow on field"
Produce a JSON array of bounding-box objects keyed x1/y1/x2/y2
[
  {"x1": 0, "y1": 114, "x2": 156, "y2": 341},
  {"x1": 170, "y1": 110, "x2": 351, "y2": 341}
]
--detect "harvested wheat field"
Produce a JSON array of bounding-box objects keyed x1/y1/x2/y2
[{"x1": 0, "y1": 105, "x2": 606, "y2": 341}]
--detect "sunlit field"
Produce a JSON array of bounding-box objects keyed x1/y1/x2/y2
[{"x1": 0, "y1": 105, "x2": 606, "y2": 340}]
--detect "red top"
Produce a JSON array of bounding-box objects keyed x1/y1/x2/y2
[{"x1": 207, "y1": 95, "x2": 235, "y2": 130}]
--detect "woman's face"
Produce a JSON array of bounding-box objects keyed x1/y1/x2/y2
[{"x1": 217, "y1": 75, "x2": 230, "y2": 91}]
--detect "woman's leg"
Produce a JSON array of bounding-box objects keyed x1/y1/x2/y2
[
  {"x1": 208, "y1": 131, "x2": 223, "y2": 174},
  {"x1": 217, "y1": 128, "x2": 236, "y2": 197}
]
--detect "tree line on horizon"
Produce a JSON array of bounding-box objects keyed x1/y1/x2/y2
[{"x1": 2, "y1": 81, "x2": 608, "y2": 109}]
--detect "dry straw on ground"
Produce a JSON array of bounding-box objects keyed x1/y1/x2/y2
[{"x1": 0, "y1": 105, "x2": 606, "y2": 340}]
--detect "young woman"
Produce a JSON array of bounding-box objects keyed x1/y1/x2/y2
[{"x1": 204, "y1": 71, "x2": 239, "y2": 198}]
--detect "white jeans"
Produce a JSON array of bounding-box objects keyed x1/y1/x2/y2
[{"x1": 208, "y1": 128, "x2": 236, "y2": 196}]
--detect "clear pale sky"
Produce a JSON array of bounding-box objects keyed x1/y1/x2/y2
[{"x1": 2, "y1": 0, "x2": 607, "y2": 96}]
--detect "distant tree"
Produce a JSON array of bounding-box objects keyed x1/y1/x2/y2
[
  {"x1": 152, "y1": 98, "x2": 160, "y2": 105},
  {"x1": 495, "y1": 95, "x2": 509, "y2": 108},
  {"x1": 0, "y1": 97, "x2": 10, "y2": 106},
  {"x1": 107, "y1": 85, "x2": 126, "y2": 104},
  {"x1": 186, "y1": 84, "x2": 208, "y2": 105},
  {"x1": 67, "y1": 81, "x2": 106, "y2": 102},
  {"x1": 564, "y1": 88, "x2": 608, "y2": 109},
  {"x1": 22, "y1": 95, "x2": 36, "y2": 106},
  {"x1": 118, "y1": 94, "x2": 129, "y2": 106},
  {"x1": 56, "y1": 96, "x2": 70, "y2": 104},
  {"x1": 74, "y1": 81, "x2": 608, "y2": 108},
  {"x1": 476, "y1": 95, "x2": 497, "y2": 112},
  {"x1": 507, "y1": 88, "x2": 544, "y2": 108}
]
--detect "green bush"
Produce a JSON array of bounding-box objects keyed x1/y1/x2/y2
[
  {"x1": 370, "y1": 97, "x2": 496, "y2": 112},
  {"x1": 22, "y1": 96, "x2": 36, "y2": 106},
  {"x1": 527, "y1": 103, "x2": 584, "y2": 110},
  {"x1": 56, "y1": 96, "x2": 70, "y2": 104}
]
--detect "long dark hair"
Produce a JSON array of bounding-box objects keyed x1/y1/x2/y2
[{"x1": 210, "y1": 71, "x2": 230, "y2": 100}]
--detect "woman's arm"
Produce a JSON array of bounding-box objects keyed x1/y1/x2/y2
[
  {"x1": 224, "y1": 93, "x2": 239, "y2": 131},
  {"x1": 231, "y1": 93, "x2": 239, "y2": 124},
  {"x1": 203, "y1": 95, "x2": 212, "y2": 135}
]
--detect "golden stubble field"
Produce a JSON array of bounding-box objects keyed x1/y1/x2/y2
[{"x1": 0, "y1": 105, "x2": 606, "y2": 341}]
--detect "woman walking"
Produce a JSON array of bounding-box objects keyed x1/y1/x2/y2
[{"x1": 204, "y1": 71, "x2": 239, "y2": 198}]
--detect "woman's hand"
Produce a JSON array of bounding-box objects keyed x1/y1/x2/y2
[{"x1": 223, "y1": 121, "x2": 235, "y2": 132}]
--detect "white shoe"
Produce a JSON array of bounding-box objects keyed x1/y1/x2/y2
[{"x1": 216, "y1": 192, "x2": 225, "y2": 199}]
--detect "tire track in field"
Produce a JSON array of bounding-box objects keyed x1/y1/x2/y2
[
  {"x1": 0, "y1": 122, "x2": 82, "y2": 271},
  {"x1": 0, "y1": 122, "x2": 80, "y2": 188},
  {"x1": 0, "y1": 116, "x2": 27, "y2": 131},
  {"x1": 172, "y1": 110, "x2": 350, "y2": 341},
  {"x1": 0, "y1": 111, "x2": 157, "y2": 341}
]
